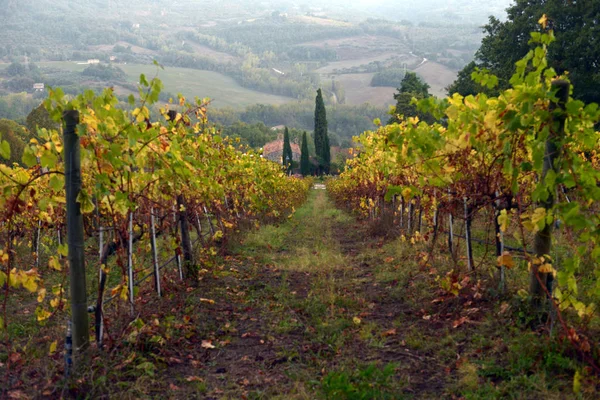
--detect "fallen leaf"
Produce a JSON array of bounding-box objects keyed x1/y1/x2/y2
[
  {"x1": 185, "y1": 376, "x2": 204, "y2": 382},
  {"x1": 8, "y1": 390, "x2": 28, "y2": 399},
  {"x1": 382, "y1": 328, "x2": 397, "y2": 337},
  {"x1": 201, "y1": 340, "x2": 216, "y2": 349},
  {"x1": 169, "y1": 383, "x2": 180, "y2": 391},
  {"x1": 453, "y1": 317, "x2": 468, "y2": 328},
  {"x1": 9, "y1": 353, "x2": 22, "y2": 364},
  {"x1": 200, "y1": 298, "x2": 215, "y2": 304},
  {"x1": 48, "y1": 341, "x2": 57, "y2": 355},
  {"x1": 353, "y1": 317, "x2": 361, "y2": 325}
]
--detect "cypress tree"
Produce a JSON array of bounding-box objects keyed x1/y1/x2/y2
[
  {"x1": 314, "y1": 88, "x2": 330, "y2": 175},
  {"x1": 300, "y1": 131, "x2": 310, "y2": 176},
  {"x1": 282, "y1": 126, "x2": 293, "y2": 172}
]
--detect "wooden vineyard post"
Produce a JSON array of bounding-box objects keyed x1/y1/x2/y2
[
  {"x1": 530, "y1": 80, "x2": 569, "y2": 308},
  {"x1": 204, "y1": 205, "x2": 216, "y2": 236},
  {"x1": 150, "y1": 207, "x2": 161, "y2": 297},
  {"x1": 195, "y1": 212, "x2": 204, "y2": 244},
  {"x1": 399, "y1": 196, "x2": 404, "y2": 230},
  {"x1": 96, "y1": 225, "x2": 105, "y2": 347},
  {"x1": 173, "y1": 204, "x2": 183, "y2": 281},
  {"x1": 63, "y1": 110, "x2": 89, "y2": 357},
  {"x1": 127, "y1": 212, "x2": 135, "y2": 316},
  {"x1": 407, "y1": 201, "x2": 413, "y2": 234},
  {"x1": 431, "y1": 190, "x2": 439, "y2": 245},
  {"x1": 447, "y1": 191, "x2": 454, "y2": 256},
  {"x1": 417, "y1": 198, "x2": 423, "y2": 233},
  {"x1": 34, "y1": 220, "x2": 42, "y2": 268},
  {"x1": 57, "y1": 226, "x2": 63, "y2": 260},
  {"x1": 464, "y1": 197, "x2": 473, "y2": 271},
  {"x1": 177, "y1": 194, "x2": 198, "y2": 282},
  {"x1": 494, "y1": 192, "x2": 506, "y2": 293}
]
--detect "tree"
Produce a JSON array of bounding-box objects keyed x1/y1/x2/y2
[
  {"x1": 282, "y1": 126, "x2": 293, "y2": 172},
  {"x1": 0, "y1": 119, "x2": 27, "y2": 165},
  {"x1": 6, "y1": 62, "x2": 27, "y2": 77},
  {"x1": 445, "y1": 61, "x2": 489, "y2": 97},
  {"x1": 26, "y1": 104, "x2": 59, "y2": 139},
  {"x1": 314, "y1": 88, "x2": 330, "y2": 175},
  {"x1": 388, "y1": 72, "x2": 434, "y2": 125},
  {"x1": 451, "y1": 0, "x2": 600, "y2": 104},
  {"x1": 300, "y1": 131, "x2": 310, "y2": 176},
  {"x1": 397, "y1": 72, "x2": 430, "y2": 97}
]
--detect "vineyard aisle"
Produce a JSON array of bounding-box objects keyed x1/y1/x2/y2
[{"x1": 124, "y1": 188, "x2": 558, "y2": 399}]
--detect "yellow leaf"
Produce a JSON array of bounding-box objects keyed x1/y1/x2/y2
[
  {"x1": 573, "y1": 370, "x2": 581, "y2": 394},
  {"x1": 353, "y1": 317, "x2": 361, "y2": 325},
  {"x1": 212, "y1": 230, "x2": 224, "y2": 241},
  {"x1": 37, "y1": 288, "x2": 47, "y2": 303},
  {"x1": 50, "y1": 297, "x2": 61, "y2": 308},
  {"x1": 497, "y1": 252, "x2": 515, "y2": 269},
  {"x1": 200, "y1": 298, "x2": 215, "y2": 304},
  {"x1": 22, "y1": 276, "x2": 38, "y2": 293},
  {"x1": 497, "y1": 209, "x2": 510, "y2": 232},
  {"x1": 36, "y1": 307, "x2": 52, "y2": 321},
  {"x1": 49, "y1": 340, "x2": 58, "y2": 355},
  {"x1": 76, "y1": 190, "x2": 96, "y2": 214},
  {"x1": 538, "y1": 14, "x2": 548, "y2": 29},
  {"x1": 49, "y1": 256, "x2": 62, "y2": 271},
  {"x1": 538, "y1": 263, "x2": 556, "y2": 276},
  {"x1": 527, "y1": 207, "x2": 547, "y2": 233},
  {"x1": 120, "y1": 285, "x2": 129, "y2": 301}
]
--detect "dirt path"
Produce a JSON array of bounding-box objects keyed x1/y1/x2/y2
[{"x1": 142, "y1": 189, "x2": 461, "y2": 399}]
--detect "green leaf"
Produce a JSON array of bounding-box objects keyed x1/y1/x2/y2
[
  {"x1": 0, "y1": 140, "x2": 10, "y2": 160},
  {"x1": 22, "y1": 147, "x2": 38, "y2": 168},
  {"x1": 76, "y1": 190, "x2": 96, "y2": 214},
  {"x1": 57, "y1": 243, "x2": 69, "y2": 257},
  {"x1": 40, "y1": 150, "x2": 58, "y2": 169},
  {"x1": 49, "y1": 175, "x2": 63, "y2": 192}
]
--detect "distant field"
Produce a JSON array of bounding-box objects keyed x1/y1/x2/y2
[
  {"x1": 185, "y1": 42, "x2": 240, "y2": 64},
  {"x1": 300, "y1": 35, "x2": 409, "y2": 61},
  {"x1": 89, "y1": 41, "x2": 158, "y2": 56},
  {"x1": 335, "y1": 73, "x2": 396, "y2": 107},
  {"x1": 316, "y1": 53, "x2": 400, "y2": 74},
  {"x1": 291, "y1": 15, "x2": 354, "y2": 27},
  {"x1": 413, "y1": 61, "x2": 457, "y2": 98},
  {"x1": 37, "y1": 62, "x2": 293, "y2": 108}
]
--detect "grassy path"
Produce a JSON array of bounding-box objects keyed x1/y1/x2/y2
[{"x1": 166, "y1": 189, "x2": 449, "y2": 399}]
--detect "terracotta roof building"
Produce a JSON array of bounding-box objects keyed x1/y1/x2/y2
[{"x1": 262, "y1": 139, "x2": 301, "y2": 164}]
